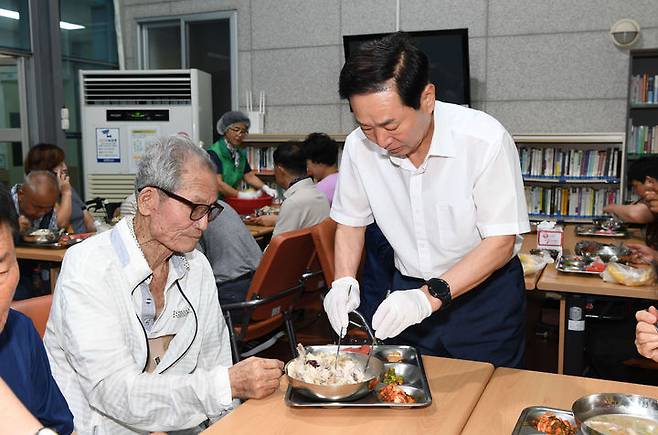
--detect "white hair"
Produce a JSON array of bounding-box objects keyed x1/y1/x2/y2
[{"x1": 134, "y1": 135, "x2": 216, "y2": 193}]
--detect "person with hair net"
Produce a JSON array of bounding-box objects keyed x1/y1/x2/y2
[{"x1": 207, "y1": 111, "x2": 277, "y2": 199}]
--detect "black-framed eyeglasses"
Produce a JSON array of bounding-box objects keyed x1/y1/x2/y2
[
  {"x1": 227, "y1": 126, "x2": 249, "y2": 136},
  {"x1": 139, "y1": 186, "x2": 223, "y2": 222}
]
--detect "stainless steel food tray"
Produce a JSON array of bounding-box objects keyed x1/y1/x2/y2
[
  {"x1": 17, "y1": 238, "x2": 82, "y2": 249},
  {"x1": 511, "y1": 406, "x2": 580, "y2": 435},
  {"x1": 555, "y1": 257, "x2": 602, "y2": 275},
  {"x1": 284, "y1": 345, "x2": 432, "y2": 408},
  {"x1": 575, "y1": 225, "x2": 628, "y2": 238}
]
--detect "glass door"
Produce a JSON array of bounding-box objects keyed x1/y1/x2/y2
[
  {"x1": 0, "y1": 55, "x2": 28, "y2": 187},
  {"x1": 187, "y1": 17, "x2": 234, "y2": 131},
  {"x1": 139, "y1": 11, "x2": 238, "y2": 140}
]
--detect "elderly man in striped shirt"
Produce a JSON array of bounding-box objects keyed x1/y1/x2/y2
[{"x1": 45, "y1": 135, "x2": 283, "y2": 434}]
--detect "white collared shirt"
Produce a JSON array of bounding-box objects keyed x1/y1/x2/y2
[
  {"x1": 44, "y1": 217, "x2": 235, "y2": 434},
  {"x1": 130, "y1": 245, "x2": 190, "y2": 335},
  {"x1": 331, "y1": 101, "x2": 530, "y2": 280}
]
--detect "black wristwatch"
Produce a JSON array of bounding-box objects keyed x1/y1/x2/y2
[{"x1": 426, "y1": 278, "x2": 452, "y2": 309}]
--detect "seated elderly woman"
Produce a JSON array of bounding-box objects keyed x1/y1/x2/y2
[
  {"x1": 44, "y1": 135, "x2": 283, "y2": 434},
  {"x1": 0, "y1": 183, "x2": 74, "y2": 434}
]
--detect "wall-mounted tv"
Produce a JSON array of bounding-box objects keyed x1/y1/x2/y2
[{"x1": 343, "y1": 29, "x2": 471, "y2": 106}]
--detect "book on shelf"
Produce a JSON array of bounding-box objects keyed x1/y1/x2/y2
[
  {"x1": 524, "y1": 185, "x2": 618, "y2": 218},
  {"x1": 628, "y1": 125, "x2": 658, "y2": 154},
  {"x1": 630, "y1": 73, "x2": 658, "y2": 104},
  {"x1": 245, "y1": 146, "x2": 275, "y2": 172},
  {"x1": 517, "y1": 146, "x2": 621, "y2": 179}
]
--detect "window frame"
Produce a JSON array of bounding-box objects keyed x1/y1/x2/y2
[{"x1": 137, "y1": 11, "x2": 238, "y2": 110}]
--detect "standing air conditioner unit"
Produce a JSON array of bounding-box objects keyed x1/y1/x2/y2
[{"x1": 80, "y1": 69, "x2": 212, "y2": 202}]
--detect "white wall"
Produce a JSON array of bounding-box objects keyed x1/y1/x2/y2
[{"x1": 119, "y1": 0, "x2": 658, "y2": 135}]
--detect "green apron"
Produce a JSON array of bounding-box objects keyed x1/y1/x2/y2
[{"x1": 208, "y1": 137, "x2": 247, "y2": 189}]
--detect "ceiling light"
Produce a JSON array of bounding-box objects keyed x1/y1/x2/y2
[
  {"x1": 0, "y1": 8, "x2": 19, "y2": 20},
  {"x1": 610, "y1": 18, "x2": 640, "y2": 48},
  {"x1": 59, "y1": 21, "x2": 85, "y2": 30},
  {"x1": 0, "y1": 9, "x2": 84, "y2": 31}
]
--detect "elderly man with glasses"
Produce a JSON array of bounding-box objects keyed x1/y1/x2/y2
[{"x1": 44, "y1": 135, "x2": 284, "y2": 434}]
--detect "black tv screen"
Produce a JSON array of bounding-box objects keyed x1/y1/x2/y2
[{"x1": 343, "y1": 29, "x2": 470, "y2": 106}]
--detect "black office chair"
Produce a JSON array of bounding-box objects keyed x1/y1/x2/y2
[{"x1": 85, "y1": 197, "x2": 122, "y2": 223}]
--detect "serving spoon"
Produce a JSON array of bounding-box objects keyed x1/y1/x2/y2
[{"x1": 335, "y1": 285, "x2": 352, "y2": 370}]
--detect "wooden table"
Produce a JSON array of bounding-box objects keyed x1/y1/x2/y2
[
  {"x1": 14, "y1": 225, "x2": 274, "y2": 292},
  {"x1": 461, "y1": 367, "x2": 658, "y2": 434},
  {"x1": 530, "y1": 225, "x2": 657, "y2": 375},
  {"x1": 245, "y1": 224, "x2": 274, "y2": 239},
  {"x1": 15, "y1": 245, "x2": 68, "y2": 263},
  {"x1": 15, "y1": 245, "x2": 68, "y2": 292},
  {"x1": 536, "y1": 225, "x2": 653, "y2": 298},
  {"x1": 203, "y1": 356, "x2": 494, "y2": 435}
]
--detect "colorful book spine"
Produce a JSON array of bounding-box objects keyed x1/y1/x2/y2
[
  {"x1": 525, "y1": 186, "x2": 618, "y2": 218},
  {"x1": 629, "y1": 125, "x2": 658, "y2": 154},
  {"x1": 630, "y1": 73, "x2": 658, "y2": 104},
  {"x1": 517, "y1": 146, "x2": 619, "y2": 178}
]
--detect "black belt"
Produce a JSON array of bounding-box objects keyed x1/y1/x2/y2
[{"x1": 220, "y1": 271, "x2": 254, "y2": 286}]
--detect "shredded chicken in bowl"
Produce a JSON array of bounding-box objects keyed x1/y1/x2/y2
[{"x1": 286, "y1": 344, "x2": 367, "y2": 386}]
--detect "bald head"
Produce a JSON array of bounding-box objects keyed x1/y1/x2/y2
[{"x1": 18, "y1": 171, "x2": 59, "y2": 221}]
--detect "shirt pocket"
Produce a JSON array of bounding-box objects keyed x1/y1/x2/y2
[{"x1": 435, "y1": 200, "x2": 477, "y2": 247}]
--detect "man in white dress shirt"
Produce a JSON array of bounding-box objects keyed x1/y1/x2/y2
[
  {"x1": 324, "y1": 32, "x2": 530, "y2": 367},
  {"x1": 45, "y1": 135, "x2": 283, "y2": 434}
]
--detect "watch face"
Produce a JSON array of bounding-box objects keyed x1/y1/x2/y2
[{"x1": 428, "y1": 278, "x2": 451, "y2": 305}]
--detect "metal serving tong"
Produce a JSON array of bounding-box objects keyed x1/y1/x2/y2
[
  {"x1": 335, "y1": 285, "x2": 352, "y2": 370},
  {"x1": 348, "y1": 309, "x2": 381, "y2": 373}
]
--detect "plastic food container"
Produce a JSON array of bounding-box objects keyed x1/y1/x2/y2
[{"x1": 224, "y1": 194, "x2": 273, "y2": 215}]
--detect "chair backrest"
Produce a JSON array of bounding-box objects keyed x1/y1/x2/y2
[
  {"x1": 310, "y1": 218, "x2": 337, "y2": 285},
  {"x1": 245, "y1": 227, "x2": 316, "y2": 321},
  {"x1": 10, "y1": 294, "x2": 53, "y2": 338}
]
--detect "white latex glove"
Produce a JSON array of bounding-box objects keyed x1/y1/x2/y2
[
  {"x1": 261, "y1": 185, "x2": 277, "y2": 197},
  {"x1": 372, "y1": 289, "x2": 433, "y2": 340},
  {"x1": 323, "y1": 277, "x2": 360, "y2": 337},
  {"x1": 237, "y1": 190, "x2": 260, "y2": 199}
]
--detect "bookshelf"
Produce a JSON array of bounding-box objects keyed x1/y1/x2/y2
[
  {"x1": 514, "y1": 134, "x2": 625, "y2": 223},
  {"x1": 625, "y1": 49, "x2": 658, "y2": 198},
  {"x1": 241, "y1": 133, "x2": 624, "y2": 223}
]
